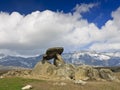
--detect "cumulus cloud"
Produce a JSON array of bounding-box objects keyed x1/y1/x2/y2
[
  {"x1": 90, "y1": 7, "x2": 120, "y2": 51},
  {"x1": 0, "y1": 3, "x2": 120, "y2": 56}
]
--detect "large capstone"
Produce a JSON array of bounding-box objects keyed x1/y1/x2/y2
[{"x1": 42, "y1": 47, "x2": 65, "y2": 67}]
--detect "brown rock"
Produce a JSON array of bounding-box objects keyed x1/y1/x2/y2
[
  {"x1": 54, "y1": 54, "x2": 65, "y2": 67},
  {"x1": 32, "y1": 61, "x2": 56, "y2": 77}
]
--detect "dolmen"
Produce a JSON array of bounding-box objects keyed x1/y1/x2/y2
[
  {"x1": 31, "y1": 47, "x2": 118, "y2": 81},
  {"x1": 42, "y1": 47, "x2": 65, "y2": 67}
]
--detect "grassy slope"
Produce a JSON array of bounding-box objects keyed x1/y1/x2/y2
[{"x1": 0, "y1": 77, "x2": 43, "y2": 90}]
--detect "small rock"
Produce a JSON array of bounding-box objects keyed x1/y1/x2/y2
[
  {"x1": 60, "y1": 82, "x2": 67, "y2": 86},
  {"x1": 53, "y1": 82, "x2": 67, "y2": 86},
  {"x1": 74, "y1": 80, "x2": 86, "y2": 85},
  {"x1": 21, "y1": 85, "x2": 32, "y2": 90},
  {"x1": 0, "y1": 76, "x2": 3, "y2": 79}
]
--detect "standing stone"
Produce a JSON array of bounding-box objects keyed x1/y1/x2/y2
[{"x1": 54, "y1": 54, "x2": 65, "y2": 67}]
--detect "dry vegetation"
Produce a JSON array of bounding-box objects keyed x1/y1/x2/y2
[
  {"x1": 29, "y1": 80, "x2": 120, "y2": 90},
  {"x1": 29, "y1": 72, "x2": 120, "y2": 90},
  {"x1": 115, "y1": 72, "x2": 120, "y2": 80}
]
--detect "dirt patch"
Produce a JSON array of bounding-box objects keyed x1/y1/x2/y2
[{"x1": 29, "y1": 80, "x2": 120, "y2": 90}]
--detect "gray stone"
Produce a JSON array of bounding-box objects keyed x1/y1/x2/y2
[{"x1": 42, "y1": 47, "x2": 65, "y2": 67}]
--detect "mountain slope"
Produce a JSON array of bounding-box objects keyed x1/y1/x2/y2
[{"x1": 0, "y1": 51, "x2": 120, "y2": 68}]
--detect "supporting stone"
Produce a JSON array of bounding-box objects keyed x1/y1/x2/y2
[{"x1": 54, "y1": 54, "x2": 65, "y2": 67}]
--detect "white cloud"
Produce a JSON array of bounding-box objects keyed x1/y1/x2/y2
[
  {"x1": 0, "y1": 3, "x2": 120, "y2": 56},
  {"x1": 73, "y1": 3, "x2": 98, "y2": 13},
  {"x1": 90, "y1": 7, "x2": 120, "y2": 51}
]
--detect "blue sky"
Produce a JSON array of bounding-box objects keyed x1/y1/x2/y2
[
  {"x1": 0, "y1": 0, "x2": 120, "y2": 28},
  {"x1": 0, "y1": 0, "x2": 120, "y2": 56}
]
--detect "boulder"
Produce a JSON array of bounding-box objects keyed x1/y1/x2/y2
[
  {"x1": 55, "y1": 64, "x2": 76, "y2": 80},
  {"x1": 31, "y1": 61, "x2": 56, "y2": 77},
  {"x1": 75, "y1": 65, "x2": 100, "y2": 80},
  {"x1": 32, "y1": 62, "x2": 76, "y2": 80},
  {"x1": 75, "y1": 68, "x2": 88, "y2": 80},
  {"x1": 99, "y1": 69, "x2": 116, "y2": 81}
]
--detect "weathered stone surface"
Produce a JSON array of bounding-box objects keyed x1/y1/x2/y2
[
  {"x1": 45, "y1": 47, "x2": 64, "y2": 60},
  {"x1": 32, "y1": 62, "x2": 76, "y2": 80},
  {"x1": 54, "y1": 54, "x2": 65, "y2": 67},
  {"x1": 75, "y1": 68, "x2": 88, "y2": 80},
  {"x1": 32, "y1": 60, "x2": 117, "y2": 81},
  {"x1": 75, "y1": 65, "x2": 101, "y2": 80},
  {"x1": 55, "y1": 64, "x2": 76, "y2": 80},
  {"x1": 87, "y1": 67, "x2": 100, "y2": 80},
  {"x1": 99, "y1": 69, "x2": 115, "y2": 81},
  {"x1": 32, "y1": 61, "x2": 56, "y2": 77},
  {"x1": 41, "y1": 47, "x2": 65, "y2": 66},
  {"x1": 2, "y1": 69, "x2": 31, "y2": 77}
]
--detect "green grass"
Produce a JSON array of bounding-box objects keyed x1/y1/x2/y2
[{"x1": 0, "y1": 77, "x2": 43, "y2": 90}]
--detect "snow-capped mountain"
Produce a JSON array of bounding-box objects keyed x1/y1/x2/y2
[
  {"x1": 0, "y1": 53, "x2": 6, "y2": 59},
  {"x1": 0, "y1": 51, "x2": 120, "y2": 68},
  {"x1": 62, "y1": 51, "x2": 120, "y2": 66},
  {"x1": 0, "y1": 54, "x2": 42, "y2": 68}
]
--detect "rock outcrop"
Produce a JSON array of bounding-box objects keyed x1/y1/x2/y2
[
  {"x1": 99, "y1": 69, "x2": 115, "y2": 81},
  {"x1": 31, "y1": 47, "x2": 117, "y2": 81},
  {"x1": 32, "y1": 61, "x2": 117, "y2": 81},
  {"x1": 76, "y1": 65, "x2": 100, "y2": 80},
  {"x1": 32, "y1": 61, "x2": 57, "y2": 78}
]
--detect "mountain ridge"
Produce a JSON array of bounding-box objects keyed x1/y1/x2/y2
[{"x1": 0, "y1": 51, "x2": 120, "y2": 68}]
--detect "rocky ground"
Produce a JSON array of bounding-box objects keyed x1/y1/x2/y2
[{"x1": 29, "y1": 80, "x2": 120, "y2": 90}]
